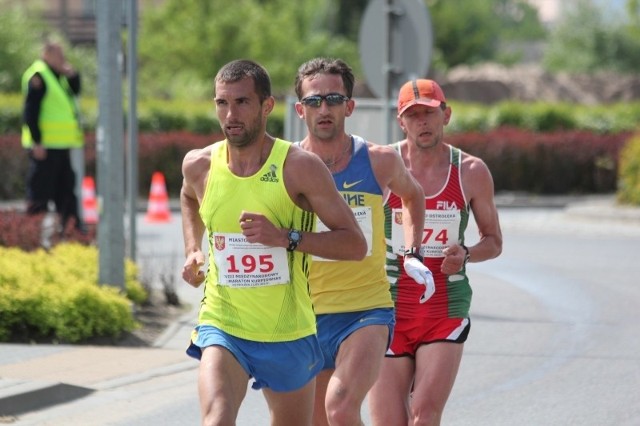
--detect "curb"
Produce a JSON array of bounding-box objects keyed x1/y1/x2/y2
[
  {"x1": 0, "y1": 349, "x2": 195, "y2": 418},
  {"x1": 152, "y1": 310, "x2": 197, "y2": 349},
  {"x1": 91, "y1": 360, "x2": 195, "y2": 391}
]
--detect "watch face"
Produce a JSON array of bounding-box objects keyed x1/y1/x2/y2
[
  {"x1": 289, "y1": 230, "x2": 301, "y2": 242},
  {"x1": 287, "y1": 229, "x2": 302, "y2": 251}
]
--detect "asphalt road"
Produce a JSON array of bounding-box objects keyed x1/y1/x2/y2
[{"x1": 12, "y1": 204, "x2": 640, "y2": 425}]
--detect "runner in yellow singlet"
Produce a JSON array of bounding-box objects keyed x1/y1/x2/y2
[{"x1": 180, "y1": 59, "x2": 367, "y2": 426}]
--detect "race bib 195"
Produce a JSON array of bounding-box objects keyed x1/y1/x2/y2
[{"x1": 211, "y1": 233, "x2": 290, "y2": 287}]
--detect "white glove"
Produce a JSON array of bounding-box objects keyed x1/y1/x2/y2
[{"x1": 404, "y1": 256, "x2": 435, "y2": 303}]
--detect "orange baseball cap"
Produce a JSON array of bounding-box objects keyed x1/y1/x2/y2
[{"x1": 397, "y1": 79, "x2": 446, "y2": 115}]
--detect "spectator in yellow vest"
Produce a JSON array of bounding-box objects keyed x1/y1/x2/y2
[{"x1": 22, "y1": 41, "x2": 84, "y2": 233}]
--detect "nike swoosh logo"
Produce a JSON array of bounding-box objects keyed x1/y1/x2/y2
[{"x1": 342, "y1": 179, "x2": 363, "y2": 189}]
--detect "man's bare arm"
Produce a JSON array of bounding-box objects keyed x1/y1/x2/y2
[
  {"x1": 464, "y1": 155, "x2": 503, "y2": 263},
  {"x1": 284, "y1": 147, "x2": 367, "y2": 261},
  {"x1": 369, "y1": 144, "x2": 425, "y2": 249},
  {"x1": 382, "y1": 148, "x2": 425, "y2": 250},
  {"x1": 180, "y1": 149, "x2": 209, "y2": 287}
]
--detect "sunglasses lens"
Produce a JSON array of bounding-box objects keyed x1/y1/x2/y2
[
  {"x1": 302, "y1": 96, "x2": 322, "y2": 107},
  {"x1": 325, "y1": 95, "x2": 346, "y2": 106},
  {"x1": 301, "y1": 94, "x2": 347, "y2": 107}
]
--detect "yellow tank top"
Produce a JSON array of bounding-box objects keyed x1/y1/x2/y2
[
  {"x1": 196, "y1": 139, "x2": 316, "y2": 341},
  {"x1": 310, "y1": 135, "x2": 393, "y2": 314}
]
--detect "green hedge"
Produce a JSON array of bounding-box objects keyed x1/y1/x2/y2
[
  {"x1": 447, "y1": 101, "x2": 640, "y2": 134},
  {"x1": 0, "y1": 93, "x2": 285, "y2": 137},
  {"x1": 2, "y1": 92, "x2": 640, "y2": 136},
  {"x1": 617, "y1": 133, "x2": 640, "y2": 205},
  {"x1": 0, "y1": 242, "x2": 146, "y2": 343},
  {"x1": 2, "y1": 92, "x2": 639, "y2": 203}
]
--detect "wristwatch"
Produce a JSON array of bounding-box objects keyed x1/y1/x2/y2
[
  {"x1": 287, "y1": 229, "x2": 302, "y2": 252},
  {"x1": 403, "y1": 246, "x2": 424, "y2": 263},
  {"x1": 462, "y1": 244, "x2": 471, "y2": 265}
]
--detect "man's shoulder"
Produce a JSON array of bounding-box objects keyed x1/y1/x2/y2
[
  {"x1": 365, "y1": 141, "x2": 402, "y2": 167},
  {"x1": 284, "y1": 142, "x2": 323, "y2": 169},
  {"x1": 28, "y1": 73, "x2": 44, "y2": 90},
  {"x1": 184, "y1": 143, "x2": 217, "y2": 164},
  {"x1": 459, "y1": 150, "x2": 493, "y2": 185}
]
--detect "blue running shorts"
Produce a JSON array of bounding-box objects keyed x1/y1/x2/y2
[
  {"x1": 316, "y1": 308, "x2": 395, "y2": 370},
  {"x1": 187, "y1": 325, "x2": 323, "y2": 392}
]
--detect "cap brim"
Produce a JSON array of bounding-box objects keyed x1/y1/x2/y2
[{"x1": 398, "y1": 99, "x2": 442, "y2": 116}]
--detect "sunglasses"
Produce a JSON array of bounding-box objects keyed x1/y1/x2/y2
[{"x1": 300, "y1": 93, "x2": 349, "y2": 108}]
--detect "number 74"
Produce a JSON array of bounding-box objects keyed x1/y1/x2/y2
[{"x1": 422, "y1": 228, "x2": 448, "y2": 245}]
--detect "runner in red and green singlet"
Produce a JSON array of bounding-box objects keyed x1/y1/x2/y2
[{"x1": 369, "y1": 79, "x2": 503, "y2": 426}]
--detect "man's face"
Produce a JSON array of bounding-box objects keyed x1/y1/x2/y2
[
  {"x1": 295, "y1": 73, "x2": 354, "y2": 142},
  {"x1": 399, "y1": 104, "x2": 451, "y2": 150},
  {"x1": 43, "y1": 45, "x2": 65, "y2": 72},
  {"x1": 214, "y1": 77, "x2": 272, "y2": 148}
]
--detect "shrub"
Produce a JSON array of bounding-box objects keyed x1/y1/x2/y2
[
  {"x1": 0, "y1": 243, "x2": 146, "y2": 343},
  {"x1": 0, "y1": 210, "x2": 96, "y2": 251},
  {"x1": 3, "y1": 90, "x2": 639, "y2": 138},
  {"x1": 1, "y1": 128, "x2": 632, "y2": 200},
  {"x1": 617, "y1": 133, "x2": 640, "y2": 205},
  {"x1": 448, "y1": 128, "x2": 630, "y2": 194},
  {"x1": 83, "y1": 131, "x2": 217, "y2": 198},
  {"x1": 530, "y1": 103, "x2": 576, "y2": 131},
  {"x1": 0, "y1": 210, "x2": 44, "y2": 250},
  {"x1": 0, "y1": 96, "x2": 23, "y2": 134},
  {"x1": 0, "y1": 133, "x2": 27, "y2": 199},
  {"x1": 489, "y1": 102, "x2": 534, "y2": 129}
]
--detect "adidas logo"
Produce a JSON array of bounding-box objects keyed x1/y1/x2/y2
[{"x1": 260, "y1": 164, "x2": 279, "y2": 182}]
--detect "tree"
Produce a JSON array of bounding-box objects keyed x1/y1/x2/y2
[
  {"x1": 0, "y1": 2, "x2": 45, "y2": 92},
  {"x1": 425, "y1": 0, "x2": 545, "y2": 72},
  {"x1": 334, "y1": 0, "x2": 370, "y2": 41},
  {"x1": 137, "y1": 0, "x2": 359, "y2": 99},
  {"x1": 0, "y1": 1, "x2": 97, "y2": 96},
  {"x1": 543, "y1": 0, "x2": 640, "y2": 74}
]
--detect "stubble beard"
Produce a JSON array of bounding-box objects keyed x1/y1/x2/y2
[
  {"x1": 224, "y1": 115, "x2": 264, "y2": 148},
  {"x1": 414, "y1": 131, "x2": 442, "y2": 150},
  {"x1": 311, "y1": 118, "x2": 341, "y2": 142}
]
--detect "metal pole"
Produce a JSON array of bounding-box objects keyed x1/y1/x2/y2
[
  {"x1": 387, "y1": 0, "x2": 404, "y2": 145},
  {"x1": 383, "y1": 0, "x2": 392, "y2": 145},
  {"x1": 61, "y1": 0, "x2": 69, "y2": 41},
  {"x1": 96, "y1": 1, "x2": 125, "y2": 288},
  {"x1": 126, "y1": 0, "x2": 138, "y2": 261}
]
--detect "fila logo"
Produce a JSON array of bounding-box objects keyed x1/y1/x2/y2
[
  {"x1": 436, "y1": 200, "x2": 457, "y2": 210},
  {"x1": 260, "y1": 164, "x2": 279, "y2": 182}
]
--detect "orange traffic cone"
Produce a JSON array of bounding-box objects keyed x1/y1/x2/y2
[
  {"x1": 81, "y1": 176, "x2": 98, "y2": 224},
  {"x1": 145, "y1": 172, "x2": 171, "y2": 223}
]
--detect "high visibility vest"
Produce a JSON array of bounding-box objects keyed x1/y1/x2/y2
[{"x1": 21, "y1": 60, "x2": 83, "y2": 149}]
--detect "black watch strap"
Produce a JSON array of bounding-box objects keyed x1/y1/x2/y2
[
  {"x1": 462, "y1": 244, "x2": 471, "y2": 265},
  {"x1": 403, "y1": 247, "x2": 424, "y2": 263},
  {"x1": 287, "y1": 229, "x2": 302, "y2": 252}
]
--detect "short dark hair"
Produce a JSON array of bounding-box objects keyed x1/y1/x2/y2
[
  {"x1": 214, "y1": 59, "x2": 271, "y2": 102},
  {"x1": 294, "y1": 57, "x2": 354, "y2": 100}
]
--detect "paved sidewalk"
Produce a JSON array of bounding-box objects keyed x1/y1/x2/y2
[
  {"x1": 0, "y1": 194, "x2": 638, "y2": 419},
  {"x1": 0, "y1": 204, "x2": 201, "y2": 419},
  {"x1": 0, "y1": 279, "x2": 202, "y2": 418}
]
